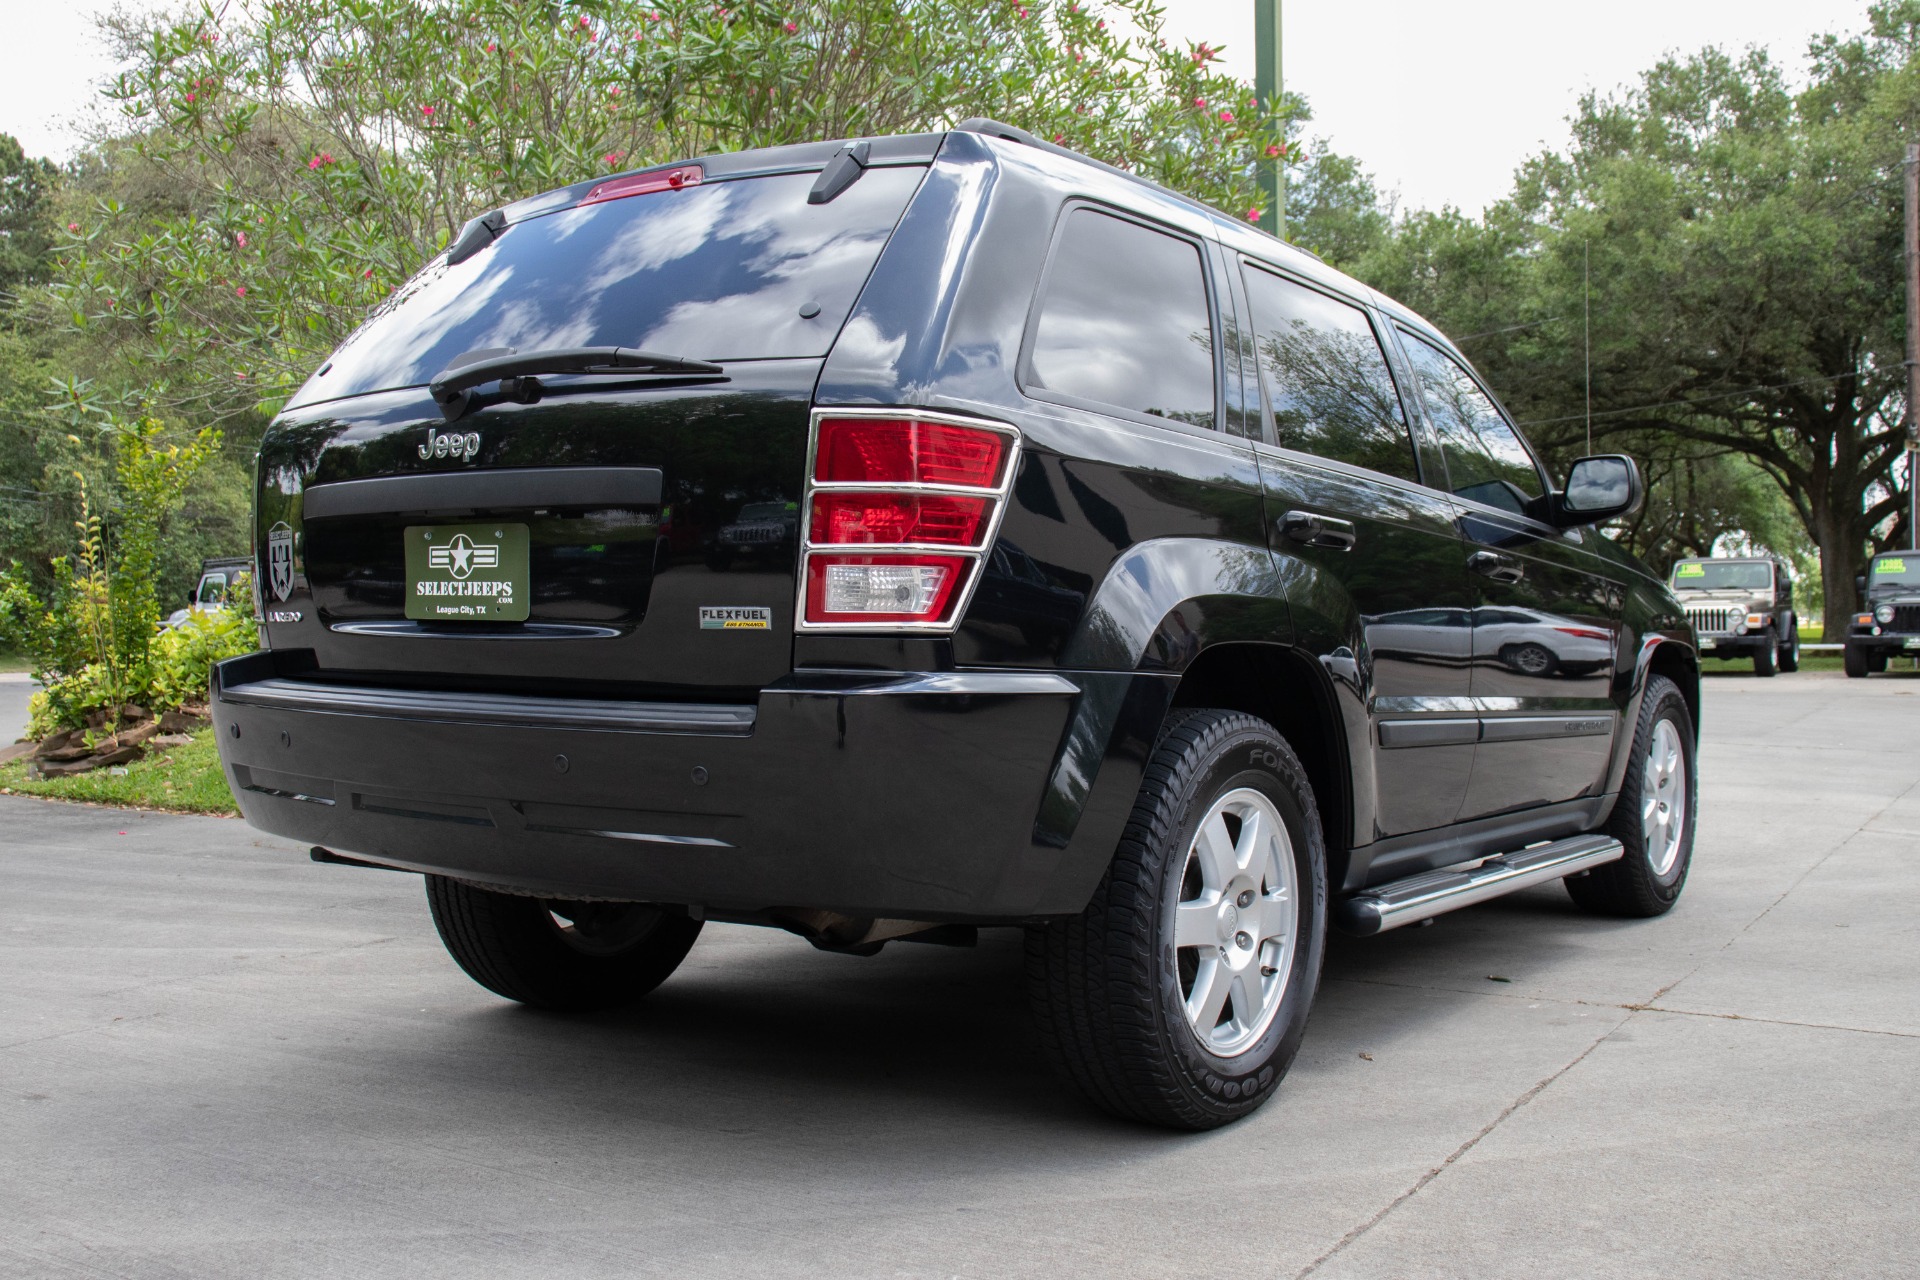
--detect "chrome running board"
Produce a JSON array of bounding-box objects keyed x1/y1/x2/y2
[{"x1": 1336, "y1": 834, "x2": 1624, "y2": 937}]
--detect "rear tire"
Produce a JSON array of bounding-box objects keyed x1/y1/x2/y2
[
  {"x1": 1844, "y1": 644, "x2": 1870, "y2": 678},
  {"x1": 1566, "y1": 675, "x2": 1696, "y2": 918},
  {"x1": 1752, "y1": 634, "x2": 1776, "y2": 677},
  {"x1": 425, "y1": 876, "x2": 702, "y2": 1011},
  {"x1": 1026, "y1": 709, "x2": 1327, "y2": 1131}
]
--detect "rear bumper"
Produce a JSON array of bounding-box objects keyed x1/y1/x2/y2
[{"x1": 211, "y1": 654, "x2": 1167, "y2": 921}]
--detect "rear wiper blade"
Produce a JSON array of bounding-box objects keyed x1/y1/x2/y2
[{"x1": 428, "y1": 346, "x2": 725, "y2": 421}]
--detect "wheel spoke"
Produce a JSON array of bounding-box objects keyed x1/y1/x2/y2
[
  {"x1": 1228, "y1": 970, "x2": 1264, "y2": 1031},
  {"x1": 1194, "y1": 812, "x2": 1238, "y2": 889},
  {"x1": 1174, "y1": 899, "x2": 1217, "y2": 949},
  {"x1": 1234, "y1": 806, "x2": 1268, "y2": 879},
  {"x1": 1252, "y1": 891, "x2": 1292, "y2": 945},
  {"x1": 1187, "y1": 954, "x2": 1231, "y2": 1031}
]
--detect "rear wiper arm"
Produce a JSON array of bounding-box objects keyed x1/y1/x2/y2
[{"x1": 428, "y1": 346, "x2": 725, "y2": 421}]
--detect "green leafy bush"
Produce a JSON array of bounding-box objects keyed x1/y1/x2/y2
[{"x1": 0, "y1": 414, "x2": 244, "y2": 735}]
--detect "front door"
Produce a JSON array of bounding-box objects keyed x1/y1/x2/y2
[
  {"x1": 1395, "y1": 330, "x2": 1622, "y2": 820},
  {"x1": 1236, "y1": 261, "x2": 1475, "y2": 839}
]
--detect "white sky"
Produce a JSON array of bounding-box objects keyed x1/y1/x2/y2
[{"x1": 0, "y1": 0, "x2": 1875, "y2": 215}]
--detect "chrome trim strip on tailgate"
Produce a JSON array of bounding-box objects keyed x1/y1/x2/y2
[
  {"x1": 302, "y1": 466, "x2": 664, "y2": 520},
  {"x1": 220, "y1": 678, "x2": 755, "y2": 736}
]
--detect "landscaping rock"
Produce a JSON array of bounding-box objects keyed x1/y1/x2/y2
[
  {"x1": 159, "y1": 707, "x2": 209, "y2": 733},
  {"x1": 151, "y1": 733, "x2": 195, "y2": 748}
]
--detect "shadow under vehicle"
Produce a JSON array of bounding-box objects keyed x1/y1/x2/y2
[
  {"x1": 1670, "y1": 554, "x2": 1799, "y2": 676},
  {"x1": 1846, "y1": 550, "x2": 1920, "y2": 677},
  {"x1": 212, "y1": 122, "x2": 1700, "y2": 1130}
]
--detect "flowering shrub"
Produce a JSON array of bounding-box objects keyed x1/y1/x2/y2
[{"x1": 53, "y1": 0, "x2": 1301, "y2": 419}]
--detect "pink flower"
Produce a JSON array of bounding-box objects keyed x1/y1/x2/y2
[
  {"x1": 608, "y1": 85, "x2": 621, "y2": 95},
  {"x1": 235, "y1": 286, "x2": 247, "y2": 297},
  {"x1": 486, "y1": 41, "x2": 496, "y2": 51},
  {"x1": 421, "y1": 104, "x2": 434, "y2": 116},
  {"x1": 1219, "y1": 110, "x2": 1233, "y2": 123},
  {"x1": 185, "y1": 92, "x2": 196, "y2": 103},
  {"x1": 578, "y1": 15, "x2": 590, "y2": 26},
  {"x1": 1265, "y1": 144, "x2": 1282, "y2": 159},
  {"x1": 363, "y1": 268, "x2": 373, "y2": 278},
  {"x1": 1018, "y1": 7, "x2": 1028, "y2": 16},
  {"x1": 235, "y1": 231, "x2": 248, "y2": 248},
  {"x1": 1053, "y1": 133, "x2": 1064, "y2": 142},
  {"x1": 67, "y1": 222, "x2": 79, "y2": 233},
  {"x1": 784, "y1": 20, "x2": 797, "y2": 32},
  {"x1": 1246, "y1": 207, "x2": 1260, "y2": 222},
  {"x1": 1192, "y1": 97, "x2": 1205, "y2": 109},
  {"x1": 235, "y1": 371, "x2": 247, "y2": 380}
]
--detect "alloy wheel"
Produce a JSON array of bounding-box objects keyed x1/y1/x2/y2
[{"x1": 1173, "y1": 788, "x2": 1299, "y2": 1057}]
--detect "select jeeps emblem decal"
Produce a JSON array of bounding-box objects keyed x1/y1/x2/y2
[
  {"x1": 266, "y1": 521, "x2": 295, "y2": 601},
  {"x1": 700, "y1": 606, "x2": 771, "y2": 630},
  {"x1": 428, "y1": 532, "x2": 499, "y2": 580},
  {"x1": 419, "y1": 428, "x2": 482, "y2": 461}
]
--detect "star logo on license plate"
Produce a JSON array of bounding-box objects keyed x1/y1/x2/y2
[{"x1": 427, "y1": 533, "x2": 500, "y2": 580}]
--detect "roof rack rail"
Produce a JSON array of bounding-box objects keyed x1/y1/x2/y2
[{"x1": 951, "y1": 117, "x2": 1317, "y2": 260}]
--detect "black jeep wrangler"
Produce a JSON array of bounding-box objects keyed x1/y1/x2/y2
[
  {"x1": 1670, "y1": 554, "x2": 1799, "y2": 675},
  {"x1": 1845, "y1": 550, "x2": 1920, "y2": 676},
  {"x1": 215, "y1": 123, "x2": 1701, "y2": 1130}
]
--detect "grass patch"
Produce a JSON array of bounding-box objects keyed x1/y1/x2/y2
[
  {"x1": 0, "y1": 729, "x2": 239, "y2": 815},
  {"x1": 0, "y1": 648, "x2": 32, "y2": 674}
]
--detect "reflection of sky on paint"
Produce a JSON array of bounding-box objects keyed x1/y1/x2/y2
[
  {"x1": 289, "y1": 169, "x2": 923, "y2": 409},
  {"x1": 1027, "y1": 209, "x2": 1215, "y2": 426}
]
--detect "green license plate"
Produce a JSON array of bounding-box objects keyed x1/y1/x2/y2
[{"x1": 405, "y1": 523, "x2": 530, "y2": 621}]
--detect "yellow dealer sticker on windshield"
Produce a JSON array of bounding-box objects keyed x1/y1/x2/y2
[
  {"x1": 1877, "y1": 557, "x2": 1907, "y2": 574},
  {"x1": 1676, "y1": 563, "x2": 1705, "y2": 577}
]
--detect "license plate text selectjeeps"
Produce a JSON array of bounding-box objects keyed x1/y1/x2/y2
[{"x1": 404, "y1": 523, "x2": 530, "y2": 621}]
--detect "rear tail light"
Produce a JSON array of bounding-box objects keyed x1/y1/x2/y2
[
  {"x1": 807, "y1": 554, "x2": 969, "y2": 623},
  {"x1": 810, "y1": 493, "x2": 990, "y2": 546},
  {"x1": 814, "y1": 417, "x2": 1009, "y2": 488},
  {"x1": 799, "y1": 411, "x2": 1018, "y2": 630}
]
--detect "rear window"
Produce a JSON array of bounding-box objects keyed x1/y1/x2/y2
[{"x1": 288, "y1": 168, "x2": 926, "y2": 409}]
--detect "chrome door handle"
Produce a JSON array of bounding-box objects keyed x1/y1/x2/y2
[
  {"x1": 1468, "y1": 550, "x2": 1524, "y2": 584},
  {"x1": 1280, "y1": 510, "x2": 1358, "y2": 551}
]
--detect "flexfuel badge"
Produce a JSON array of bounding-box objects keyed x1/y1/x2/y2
[{"x1": 700, "y1": 606, "x2": 772, "y2": 630}]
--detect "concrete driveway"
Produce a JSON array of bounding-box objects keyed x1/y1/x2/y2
[
  {"x1": 2, "y1": 672, "x2": 1916, "y2": 1278},
  {"x1": 0, "y1": 672, "x2": 35, "y2": 745}
]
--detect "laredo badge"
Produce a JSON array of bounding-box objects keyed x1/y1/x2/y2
[
  {"x1": 266, "y1": 521, "x2": 295, "y2": 601},
  {"x1": 700, "y1": 606, "x2": 771, "y2": 631}
]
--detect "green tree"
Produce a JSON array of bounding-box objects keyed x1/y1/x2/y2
[
  {"x1": 1355, "y1": 4, "x2": 1920, "y2": 631},
  {"x1": 0, "y1": 134, "x2": 59, "y2": 301},
  {"x1": 50, "y1": 0, "x2": 1309, "y2": 420}
]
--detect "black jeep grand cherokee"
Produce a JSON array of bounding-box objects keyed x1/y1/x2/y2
[{"x1": 217, "y1": 122, "x2": 1700, "y2": 1130}]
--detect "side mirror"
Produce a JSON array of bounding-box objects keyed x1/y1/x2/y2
[
  {"x1": 1856, "y1": 573, "x2": 1868, "y2": 596},
  {"x1": 1553, "y1": 454, "x2": 1642, "y2": 528}
]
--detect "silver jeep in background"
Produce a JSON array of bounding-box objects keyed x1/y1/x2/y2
[{"x1": 1670, "y1": 554, "x2": 1799, "y2": 676}]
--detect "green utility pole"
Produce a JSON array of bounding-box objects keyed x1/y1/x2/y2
[{"x1": 1255, "y1": 0, "x2": 1284, "y2": 237}]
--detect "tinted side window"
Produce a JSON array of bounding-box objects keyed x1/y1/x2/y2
[
  {"x1": 1027, "y1": 209, "x2": 1216, "y2": 427},
  {"x1": 1242, "y1": 265, "x2": 1416, "y2": 481},
  {"x1": 1400, "y1": 332, "x2": 1543, "y2": 515}
]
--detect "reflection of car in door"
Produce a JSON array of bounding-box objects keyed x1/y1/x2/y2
[
  {"x1": 1392, "y1": 327, "x2": 1628, "y2": 820},
  {"x1": 1474, "y1": 607, "x2": 1613, "y2": 677}
]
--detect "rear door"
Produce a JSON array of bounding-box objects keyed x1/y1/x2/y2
[
  {"x1": 1237, "y1": 261, "x2": 1475, "y2": 838},
  {"x1": 1395, "y1": 329, "x2": 1624, "y2": 819}
]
